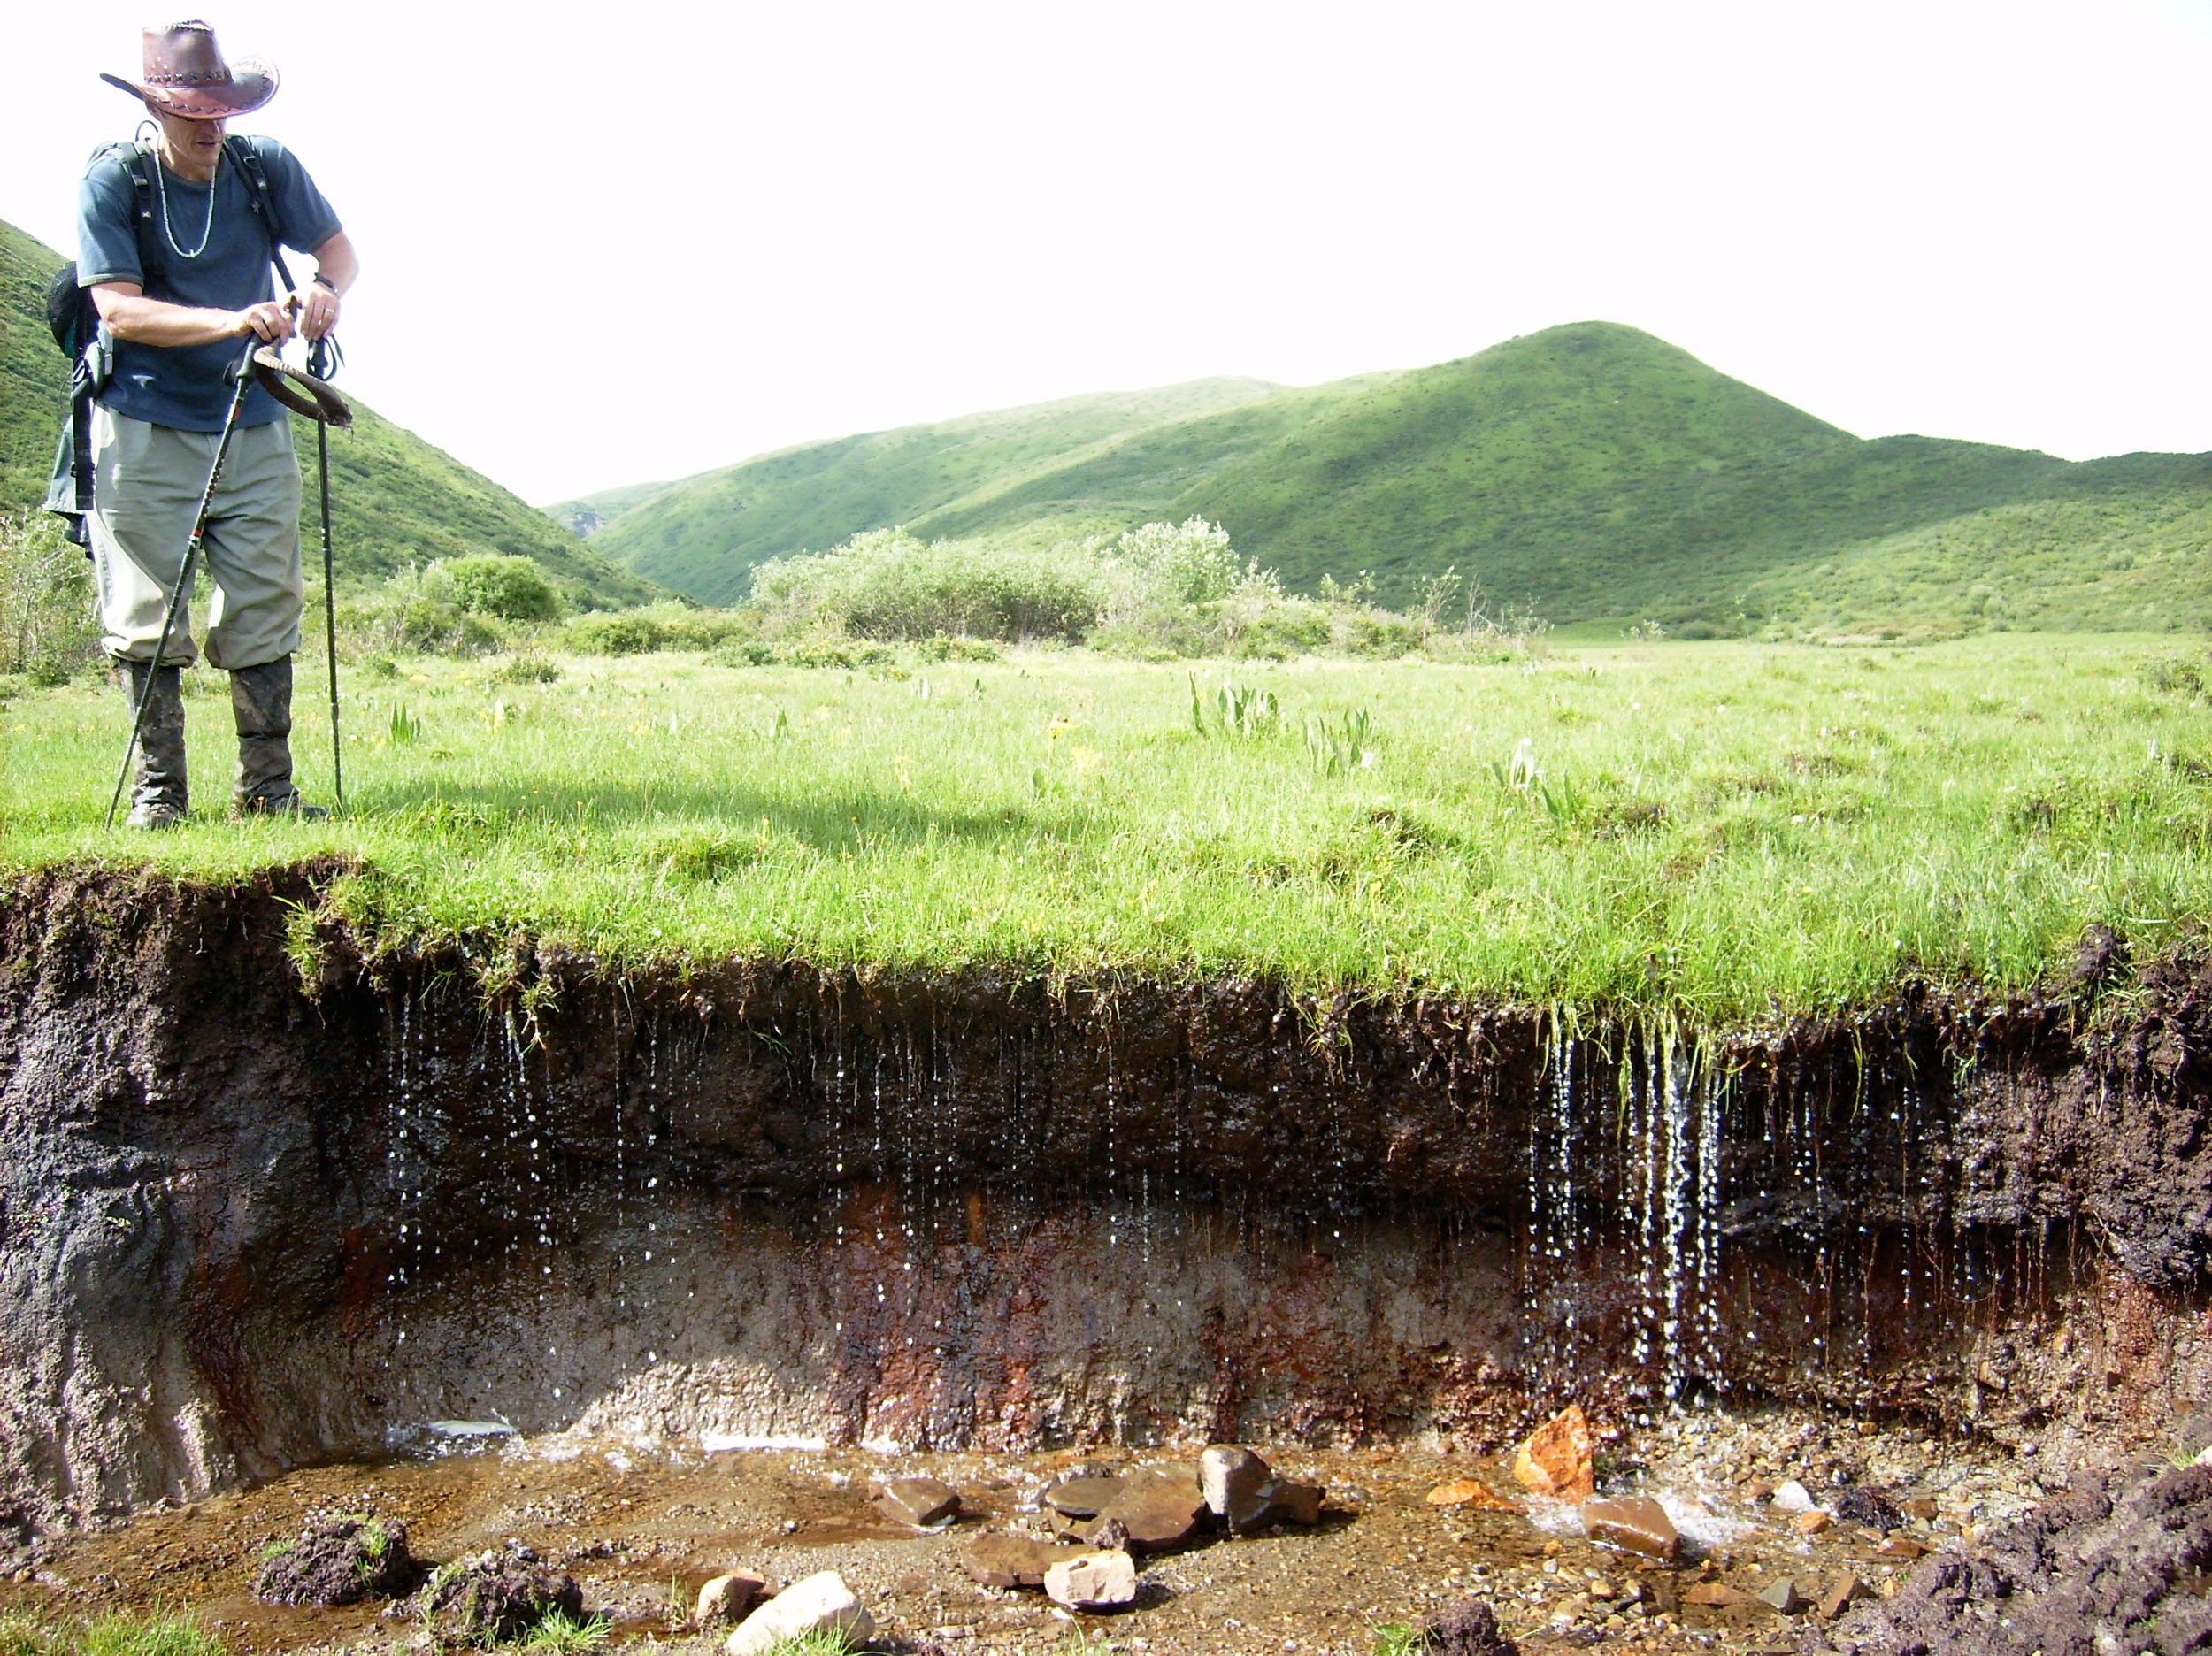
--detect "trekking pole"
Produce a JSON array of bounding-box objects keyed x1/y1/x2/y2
[
  {"x1": 317, "y1": 418, "x2": 342, "y2": 809},
  {"x1": 105, "y1": 333, "x2": 264, "y2": 829},
  {"x1": 253, "y1": 336, "x2": 353, "y2": 812}
]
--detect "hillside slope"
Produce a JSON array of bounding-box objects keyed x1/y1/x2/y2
[
  {"x1": 584, "y1": 321, "x2": 2212, "y2": 633},
  {"x1": 1, "y1": 218, "x2": 660, "y2": 609},
  {"x1": 583, "y1": 377, "x2": 1288, "y2": 604}
]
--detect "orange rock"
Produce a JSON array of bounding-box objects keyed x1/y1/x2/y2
[
  {"x1": 1427, "y1": 1478, "x2": 1518, "y2": 1511},
  {"x1": 1791, "y1": 1510, "x2": 1833, "y2": 1535},
  {"x1": 1513, "y1": 1405, "x2": 1598, "y2": 1501}
]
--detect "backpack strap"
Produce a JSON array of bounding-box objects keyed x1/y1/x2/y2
[
  {"x1": 86, "y1": 140, "x2": 170, "y2": 295},
  {"x1": 222, "y1": 134, "x2": 298, "y2": 294}
]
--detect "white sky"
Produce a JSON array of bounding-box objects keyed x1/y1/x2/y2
[{"x1": 6, "y1": 0, "x2": 2211, "y2": 506}]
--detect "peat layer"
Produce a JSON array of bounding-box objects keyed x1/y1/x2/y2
[{"x1": 0, "y1": 866, "x2": 2206, "y2": 1543}]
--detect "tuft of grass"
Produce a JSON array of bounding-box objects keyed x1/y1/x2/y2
[
  {"x1": 80, "y1": 1612, "x2": 224, "y2": 1656},
  {"x1": 752, "y1": 1632, "x2": 859, "y2": 1656},
  {"x1": 520, "y1": 1609, "x2": 610, "y2": 1656},
  {"x1": 0, "y1": 1612, "x2": 63, "y2": 1656},
  {"x1": 1372, "y1": 1624, "x2": 1430, "y2": 1656}
]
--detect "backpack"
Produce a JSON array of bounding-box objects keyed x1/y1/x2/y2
[{"x1": 44, "y1": 134, "x2": 296, "y2": 545}]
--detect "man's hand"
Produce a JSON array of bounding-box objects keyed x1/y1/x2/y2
[
  {"x1": 288, "y1": 279, "x2": 342, "y2": 341},
  {"x1": 234, "y1": 300, "x2": 296, "y2": 343}
]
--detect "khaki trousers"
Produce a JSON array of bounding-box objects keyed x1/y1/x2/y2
[{"x1": 90, "y1": 407, "x2": 303, "y2": 669}]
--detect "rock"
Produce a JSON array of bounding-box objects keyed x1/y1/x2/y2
[
  {"x1": 1816, "y1": 1574, "x2": 1865, "y2": 1622},
  {"x1": 253, "y1": 1510, "x2": 420, "y2": 1606},
  {"x1": 961, "y1": 1535, "x2": 1094, "y2": 1590},
  {"x1": 1683, "y1": 1582, "x2": 1755, "y2": 1609},
  {"x1": 1200, "y1": 1445, "x2": 1275, "y2": 1530},
  {"x1": 1043, "y1": 1476, "x2": 1125, "y2": 1519},
  {"x1": 1877, "y1": 1535, "x2": 1932, "y2": 1560},
  {"x1": 1513, "y1": 1406, "x2": 1597, "y2": 1501},
  {"x1": 1259, "y1": 1478, "x2": 1325, "y2": 1527},
  {"x1": 695, "y1": 1572, "x2": 767, "y2": 1622},
  {"x1": 876, "y1": 1476, "x2": 961, "y2": 1528},
  {"x1": 1582, "y1": 1495, "x2": 1680, "y2": 1561},
  {"x1": 1422, "y1": 1597, "x2": 1521, "y2": 1656},
  {"x1": 1903, "y1": 1498, "x2": 1939, "y2": 1521},
  {"x1": 1832, "y1": 1487, "x2": 1905, "y2": 1532},
  {"x1": 1427, "y1": 1478, "x2": 1518, "y2": 1511},
  {"x1": 1791, "y1": 1509, "x2": 1833, "y2": 1535},
  {"x1": 411, "y1": 1545, "x2": 582, "y2": 1647},
  {"x1": 1769, "y1": 1478, "x2": 1816, "y2": 1514},
  {"x1": 726, "y1": 1572, "x2": 874, "y2": 1656},
  {"x1": 1043, "y1": 1549, "x2": 1137, "y2": 1611},
  {"x1": 1087, "y1": 1467, "x2": 1206, "y2": 1552},
  {"x1": 1757, "y1": 1577, "x2": 1803, "y2": 1615}
]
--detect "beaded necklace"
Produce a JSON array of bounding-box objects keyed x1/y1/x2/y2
[{"x1": 152, "y1": 143, "x2": 220, "y2": 260}]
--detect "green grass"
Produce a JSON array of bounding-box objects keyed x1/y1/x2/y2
[
  {"x1": 519, "y1": 1609, "x2": 610, "y2": 1656},
  {"x1": 579, "y1": 320, "x2": 2212, "y2": 634},
  {"x1": 6, "y1": 635, "x2": 2211, "y2": 1019},
  {"x1": 0, "y1": 1610, "x2": 224, "y2": 1656},
  {"x1": 0, "y1": 218, "x2": 661, "y2": 613},
  {"x1": 1371, "y1": 1624, "x2": 1429, "y2": 1656}
]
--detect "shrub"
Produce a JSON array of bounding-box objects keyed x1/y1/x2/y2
[
  {"x1": 561, "y1": 602, "x2": 758, "y2": 656},
  {"x1": 438, "y1": 555, "x2": 562, "y2": 622},
  {"x1": 751, "y1": 529, "x2": 1109, "y2": 642},
  {"x1": 0, "y1": 513, "x2": 98, "y2": 680}
]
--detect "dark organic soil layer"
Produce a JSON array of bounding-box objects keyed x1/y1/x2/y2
[{"x1": 1, "y1": 864, "x2": 2207, "y2": 1546}]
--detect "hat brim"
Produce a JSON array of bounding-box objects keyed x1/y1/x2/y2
[{"x1": 101, "y1": 55, "x2": 278, "y2": 119}]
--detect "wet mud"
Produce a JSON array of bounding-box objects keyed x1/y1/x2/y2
[{"x1": 0, "y1": 863, "x2": 2207, "y2": 1564}]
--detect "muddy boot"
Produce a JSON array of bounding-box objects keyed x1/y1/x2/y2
[
  {"x1": 115, "y1": 657, "x2": 188, "y2": 828},
  {"x1": 230, "y1": 657, "x2": 327, "y2": 820}
]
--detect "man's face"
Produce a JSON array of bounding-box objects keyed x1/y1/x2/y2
[{"x1": 149, "y1": 103, "x2": 226, "y2": 179}]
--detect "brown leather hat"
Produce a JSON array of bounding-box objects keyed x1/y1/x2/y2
[{"x1": 101, "y1": 21, "x2": 279, "y2": 119}]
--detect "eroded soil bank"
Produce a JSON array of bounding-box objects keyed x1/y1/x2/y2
[{"x1": 0, "y1": 865, "x2": 2206, "y2": 1547}]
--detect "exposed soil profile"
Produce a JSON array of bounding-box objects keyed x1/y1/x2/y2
[{"x1": 0, "y1": 865, "x2": 2205, "y2": 1545}]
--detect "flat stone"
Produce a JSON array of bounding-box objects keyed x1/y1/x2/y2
[
  {"x1": 1043, "y1": 1476, "x2": 1125, "y2": 1519},
  {"x1": 1791, "y1": 1510, "x2": 1833, "y2": 1535},
  {"x1": 1904, "y1": 1498, "x2": 1939, "y2": 1521},
  {"x1": 1878, "y1": 1535, "x2": 1933, "y2": 1560},
  {"x1": 1682, "y1": 1582, "x2": 1754, "y2": 1610},
  {"x1": 1085, "y1": 1468, "x2": 1205, "y2": 1552},
  {"x1": 1757, "y1": 1578, "x2": 1803, "y2": 1616},
  {"x1": 1816, "y1": 1574, "x2": 1865, "y2": 1622},
  {"x1": 695, "y1": 1572, "x2": 767, "y2": 1622},
  {"x1": 961, "y1": 1535, "x2": 1095, "y2": 1590},
  {"x1": 1513, "y1": 1406, "x2": 1597, "y2": 1501},
  {"x1": 876, "y1": 1476, "x2": 961, "y2": 1528},
  {"x1": 726, "y1": 1571, "x2": 874, "y2": 1656},
  {"x1": 1201, "y1": 1445, "x2": 1275, "y2": 1530},
  {"x1": 1044, "y1": 1548, "x2": 1137, "y2": 1612},
  {"x1": 1259, "y1": 1478, "x2": 1325, "y2": 1527},
  {"x1": 1582, "y1": 1495, "x2": 1680, "y2": 1561},
  {"x1": 1427, "y1": 1478, "x2": 1518, "y2": 1511}
]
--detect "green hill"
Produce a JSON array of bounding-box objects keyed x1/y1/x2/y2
[
  {"x1": 2, "y1": 218, "x2": 660, "y2": 609},
  {"x1": 582, "y1": 377, "x2": 1289, "y2": 605},
  {"x1": 587, "y1": 321, "x2": 2212, "y2": 635}
]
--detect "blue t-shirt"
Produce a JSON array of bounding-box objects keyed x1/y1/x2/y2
[{"x1": 75, "y1": 135, "x2": 342, "y2": 432}]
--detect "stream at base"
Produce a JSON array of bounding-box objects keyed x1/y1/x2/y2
[{"x1": 0, "y1": 1407, "x2": 2094, "y2": 1656}]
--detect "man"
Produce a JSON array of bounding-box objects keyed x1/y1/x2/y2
[{"x1": 78, "y1": 20, "x2": 358, "y2": 825}]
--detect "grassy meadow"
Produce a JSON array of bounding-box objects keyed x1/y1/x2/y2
[{"x1": 5, "y1": 634, "x2": 2208, "y2": 1019}]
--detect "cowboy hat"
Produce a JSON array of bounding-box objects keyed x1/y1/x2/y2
[{"x1": 101, "y1": 21, "x2": 278, "y2": 119}]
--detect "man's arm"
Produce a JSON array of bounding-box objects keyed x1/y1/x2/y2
[
  {"x1": 90, "y1": 281, "x2": 296, "y2": 347},
  {"x1": 286, "y1": 231, "x2": 357, "y2": 342}
]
